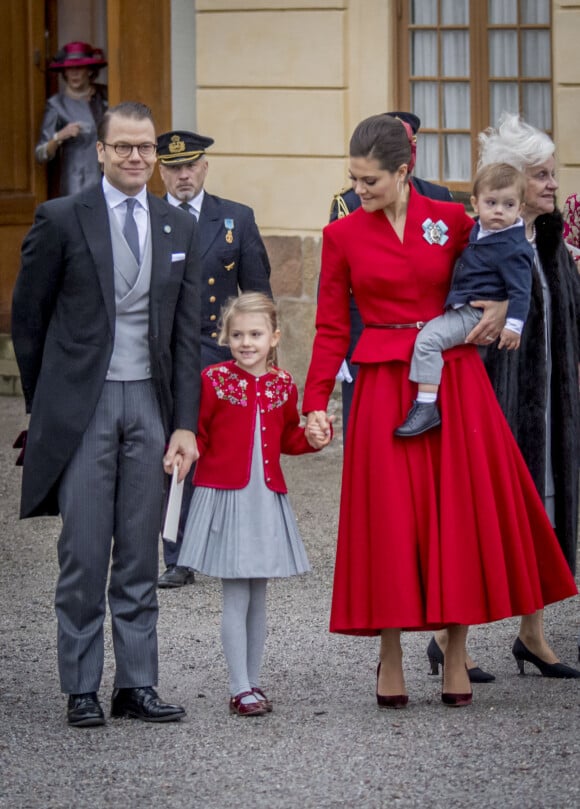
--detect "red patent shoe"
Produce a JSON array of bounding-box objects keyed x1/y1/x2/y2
[
  {"x1": 229, "y1": 691, "x2": 267, "y2": 717},
  {"x1": 251, "y1": 687, "x2": 273, "y2": 712}
]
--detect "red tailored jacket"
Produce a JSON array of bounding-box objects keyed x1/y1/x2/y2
[{"x1": 193, "y1": 361, "x2": 319, "y2": 492}]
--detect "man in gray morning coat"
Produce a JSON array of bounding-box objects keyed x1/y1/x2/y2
[{"x1": 11, "y1": 102, "x2": 201, "y2": 727}]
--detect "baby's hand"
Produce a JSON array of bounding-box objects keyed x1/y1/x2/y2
[{"x1": 497, "y1": 328, "x2": 521, "y2": 350}]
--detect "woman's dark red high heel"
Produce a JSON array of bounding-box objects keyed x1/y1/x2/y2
[
  {"x1": 376, "y1": 663, "x2": 409, "y2": 709},
  {"x1": 441, "y1": 690, "x2": 473, "y2": 707},
  {"x1": 441, "y1": 664, "x2": 472, "y2": 707}
]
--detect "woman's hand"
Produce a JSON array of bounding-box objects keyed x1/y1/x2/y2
[
  {"x1": 465, "y1": 299, "x2": 508, "y2": 345},
  {"x1": 56, "y1": 122, "x2": 83, "y2": 143}
]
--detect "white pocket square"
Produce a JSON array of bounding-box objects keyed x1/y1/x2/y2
[{"x1": 171, "y1": 252, "x2": 186, "y2": 262}]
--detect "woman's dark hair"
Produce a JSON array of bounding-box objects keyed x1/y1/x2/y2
[
  {"x1": 97, "y1": 101, "x2": 154, "y2": 142},
  {"x1": 349, "y1": 114, "x2": 411, "y2": 173}
]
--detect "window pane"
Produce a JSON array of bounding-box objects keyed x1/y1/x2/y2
[
  {"x1": 443, "y1": 83, "x2": 470, "y2": 128},
  {"x1": 490, "y1": 82, "x2": 519, "y2": 126},
  {"x1": 488, "y1": 0, "x2": 517, "y2": 24},
  {"x1": 489, "y1": 32, "x2": 518, "y2": 77},
  {"x1": 522, "y1": 31, "x2": 550, "y2": 78},
  {"x1": 414, "y1": 133, "x2": 439, "y2": 180},
  {"x1": 411, "y1": 0, "x2": 437, "y2": 25},
  {"x1": 444, "y1": 135, "x2": 471, "y2": 181},
  {"x1": 442, "y1": 31, "x2": 469, "y2": 77},
  {"x1": 521, "y1": 0, "x2": 550, "y2": 25},
  {"x1": 523, "y1": 84, "x2": 551, "y2": 130},
  {"x1": 412, "y1": 82, "x2": 439, "y2": 128},
  {"x1": 411, "y1": 31, "x2": 438, "y2": 75},
  {"x1": 442, "y1": 0, "x2": 468, "y2": 25}
]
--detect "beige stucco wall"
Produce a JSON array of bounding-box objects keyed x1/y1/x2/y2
[
  {"x1": 194, "y1": 0, "x2": 395, "y2": 384},
  {"x1": 553, "y1": 1, "x2": 580, "y2": 204}
]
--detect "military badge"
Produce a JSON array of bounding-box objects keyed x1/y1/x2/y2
[
  {"x1": 168, "y1": 134, "x2": 186, "y2": 155},
  {"x1": 422, "y1": 218, "x2": 449, "y2": 246},
  {"x1": 224, "y1": 218, "x2": 234, "y2": 244}
]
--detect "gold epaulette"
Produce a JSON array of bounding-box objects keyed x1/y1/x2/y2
[{"x1": 329, "y1": 185, "x2": 352, "y2": 219}]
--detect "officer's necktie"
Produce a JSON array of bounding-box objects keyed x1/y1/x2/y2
[
  {"x1": 179, "y1": 201, "x2": 199, "y2": 220},
  {"x1": 123, "y1": 197, "x2": 140, "y2": 264}
]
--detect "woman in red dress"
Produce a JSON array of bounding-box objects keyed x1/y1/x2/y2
[{"x1": 303, "y1": 114, "x2": 577, "y2": 708}]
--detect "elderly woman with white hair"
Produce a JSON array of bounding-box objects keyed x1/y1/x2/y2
[{"x1": 430, "y1": 113, "x2": 580, "y2": 677}]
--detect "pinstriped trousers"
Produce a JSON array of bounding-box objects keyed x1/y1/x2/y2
[{"x1": 56, "y1": 380, "x2": 166, "y2": 694}]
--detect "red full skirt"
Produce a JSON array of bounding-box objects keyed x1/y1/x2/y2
[{"x1": 330, "y1": 346, "x2": 577, "y2": 635}]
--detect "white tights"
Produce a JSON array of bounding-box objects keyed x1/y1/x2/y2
[{"x1": 221, "y1": 578, "x2": 268, "y2": 699}]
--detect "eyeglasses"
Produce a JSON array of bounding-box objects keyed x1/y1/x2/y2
[{"x1": 102, "y1": 142, "x2": 157, "y2": 158}]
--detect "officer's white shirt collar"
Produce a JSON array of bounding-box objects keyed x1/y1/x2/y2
[{"x1": 167, "y1": 189, "x2": 204, "y2": 219}]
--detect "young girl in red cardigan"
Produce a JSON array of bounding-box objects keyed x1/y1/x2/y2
[{"x1": 178, "y1": 292, "x2": 331, "y2": 716}]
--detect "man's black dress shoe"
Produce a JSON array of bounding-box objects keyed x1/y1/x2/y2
[
  {"x1": 158, "y1": 565, "x2": 195, "y2": 588},
  {"x1": 394, "y1": 402, "x2": 441, "y2": 437},
  {"x1": 111, "y1": 686, "x2": 186, "y2": 722},
  {"x1": 67, "y1": 692, "x2": 105, "y2": 727}
]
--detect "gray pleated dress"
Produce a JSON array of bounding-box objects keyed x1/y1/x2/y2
[{"x1": 178, "y1": 408, "x2": 310, "y2": 579}]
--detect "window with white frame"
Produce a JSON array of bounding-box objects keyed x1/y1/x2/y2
[{"x1": 398, "y1": 0, "x2": 552, "y2": 192}]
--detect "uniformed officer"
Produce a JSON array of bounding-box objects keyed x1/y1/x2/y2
[
  {"x1": 156, "y1": 129, "x2": 272, "y2": 587},
  {"x1": 328, "y1": 112, "x2": 453, "y2": 436}
]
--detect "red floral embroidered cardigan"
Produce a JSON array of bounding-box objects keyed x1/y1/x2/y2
[{"x1": 193, "y1": 361, "x2": 318, "y2": 492}]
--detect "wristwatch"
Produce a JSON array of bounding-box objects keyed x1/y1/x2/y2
[{"x1": 52, "y1": 133, "x2": 60, "y2": 144}]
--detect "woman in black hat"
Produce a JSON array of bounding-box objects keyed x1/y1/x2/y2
[{"x1": 35, "y1": 41, "x2": 108, "y2": 197}]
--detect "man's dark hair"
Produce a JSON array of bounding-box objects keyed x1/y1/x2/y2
[{"x1": 97, "y1": 101, "x2": 155, "y2": 142}]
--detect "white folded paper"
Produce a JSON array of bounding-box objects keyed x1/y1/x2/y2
[{"x1": 162, "y1": 465, "x2": 184, "y2": 542}]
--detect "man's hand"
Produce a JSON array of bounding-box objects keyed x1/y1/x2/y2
[
  {"x1": 163, "y1": 429, "x2": 199, "y2": 482},
  {"x1": 465, "y1": 300, "x2": 508, "y2": 345}
]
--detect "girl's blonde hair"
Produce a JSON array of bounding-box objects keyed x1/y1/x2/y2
[{"x1": 218, "y1": 292, "x2": 279, "y2": 367}]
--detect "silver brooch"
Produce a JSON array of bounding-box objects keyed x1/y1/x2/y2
[{"x1": 422, "y1": 218, "x2": 448, "y2": 246}]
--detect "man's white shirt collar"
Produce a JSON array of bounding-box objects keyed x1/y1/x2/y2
[{"x1": 103, "y1": 176, "x2": 149, "y2": 211}]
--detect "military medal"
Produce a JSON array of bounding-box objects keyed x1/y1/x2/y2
[
  {"x1": 224, "y1": 218, "x2": 234, "y2": 244},
  {"x1": 422, "y1": 218, "x2": 449, "y2": 245}
]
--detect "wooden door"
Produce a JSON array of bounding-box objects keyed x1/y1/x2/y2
[
  {"x1": 107, "y1": 0, "x2": 171, "y2": 197},
  {"x1": 0, "y1": 0, "x2": 172, "y2": 337},
  {"x1": 0, "y1": 0, "x2": 47, "y2": 333}
]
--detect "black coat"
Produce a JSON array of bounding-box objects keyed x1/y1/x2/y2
[
  {"x1": 483, "y1": 210, "x2": 580, "y2": 573},
  {"x1": 197, "y1": 192, "x2": 272, "y2": 339},
  {"x1": 12, "y1": 185, "x2": 201, "y2": 518}
]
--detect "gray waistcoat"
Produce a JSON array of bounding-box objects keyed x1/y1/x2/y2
[{"x1": 106, "y1": 207, "x2": 153, "y2": 381}]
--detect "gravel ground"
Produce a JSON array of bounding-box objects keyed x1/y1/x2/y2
[{"x1": 0, "y1": 393, "x2": 579, "y2": 809}]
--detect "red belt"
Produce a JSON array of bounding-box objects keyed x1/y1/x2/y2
[{"x1": 365, "y1": 321, "x2": 425, "y2": 330}]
